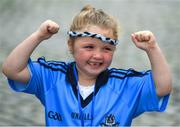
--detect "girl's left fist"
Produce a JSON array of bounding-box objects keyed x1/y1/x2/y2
[{"x1": 131, "y1": 31, "x2": 157, "y2": 51}]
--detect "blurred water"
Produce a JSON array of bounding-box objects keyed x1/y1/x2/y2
[{"x1": 0, "y1": 0, "x2": 180, "y2": 126}]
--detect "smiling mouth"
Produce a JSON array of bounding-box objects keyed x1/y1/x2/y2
[{"x1": 88, "y1": 62, "x2": 103, "y2": 68}]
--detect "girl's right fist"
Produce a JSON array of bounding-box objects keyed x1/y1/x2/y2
[{"x1": 36, "y1": 20, "x2": 60, "y2": 40}]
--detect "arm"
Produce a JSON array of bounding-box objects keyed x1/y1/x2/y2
[
  {"x1": 2, "y1": 20, "x2": 59, "y2": 84},
  {"x1": 131, "y1": 31, "x2": 172, "y2": 97}
]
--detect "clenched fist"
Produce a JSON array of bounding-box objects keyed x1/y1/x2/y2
[
  {"x1": 36, "y1": 20, "x2": 60, "y2": 40},
  {"x1": 131, "y1": 31, "x2": 157, "y2": 52}
]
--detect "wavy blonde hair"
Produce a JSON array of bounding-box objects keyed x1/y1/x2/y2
[{"x1": 69, "y1": 4, "x2": 119, "y2": 39}]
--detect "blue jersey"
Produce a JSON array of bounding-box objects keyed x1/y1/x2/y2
[{"x1": 8, "y1": 57, "x2": 170, "y2": 126}]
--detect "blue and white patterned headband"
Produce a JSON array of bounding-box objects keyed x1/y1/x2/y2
[{"x1": 67, "y1": 31, "x2": 119, "y2": 45}]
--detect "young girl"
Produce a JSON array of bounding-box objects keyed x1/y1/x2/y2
[{"x1": 2, "y1": 5, "x2": 172, "y2": 126}]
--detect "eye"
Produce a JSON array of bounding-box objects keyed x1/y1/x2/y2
[
  {"x1": 104, "y1": 47, "x2": 112, "y2": 51},
  {"x1": 104, "y1": 47, "x2": 114, "y2": 52},
  {"x1": 84, "y1": 45, "x2": 94, "y2": 49}
]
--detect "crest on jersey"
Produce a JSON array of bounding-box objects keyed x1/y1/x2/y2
[{"x1": 101, "y1": 114, "x2": 119, "y2": 127}]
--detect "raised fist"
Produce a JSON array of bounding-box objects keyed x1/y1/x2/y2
[
  {"x1": 131, "y1": 31, "x2": 157, "y2": 52},
  {"x1": 36, "y1": 20, "x2": 60, "y2": 40}
]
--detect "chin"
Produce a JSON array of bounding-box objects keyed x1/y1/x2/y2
[{"x1": 87, "y1": 70, "x2": 104, "y2": 77}]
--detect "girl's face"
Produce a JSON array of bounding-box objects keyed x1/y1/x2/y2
[{"x1": 69, "y1": 26, "x2": 116, "y2": 79}]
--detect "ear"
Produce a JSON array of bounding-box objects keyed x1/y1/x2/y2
[{"x1": 68, "y1": 39, "x2": 74, "y2": 54}]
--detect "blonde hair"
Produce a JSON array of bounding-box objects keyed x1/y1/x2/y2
[{"x1": 69, "y1": 4, "x2": 119, "y2": 39}]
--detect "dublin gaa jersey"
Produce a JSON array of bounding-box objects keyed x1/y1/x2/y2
[{"x1": 8, "y1": 57, "x2": 170, "y2": 126}]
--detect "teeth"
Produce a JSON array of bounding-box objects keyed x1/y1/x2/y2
[{"x1": 89, "y1": 62, "x2": 100, "y2": 66}]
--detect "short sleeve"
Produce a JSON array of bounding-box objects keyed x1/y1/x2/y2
[
  {"x1": 8, "y1": 58, "x2": 45, "y2": 104},
  {"x1": 132, "y1": 71, "x2": 170, "y2": 118}
]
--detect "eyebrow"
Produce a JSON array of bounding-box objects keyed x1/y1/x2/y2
[{"x1": 67, "y1": 31, "x2": 119, "y2": 45}]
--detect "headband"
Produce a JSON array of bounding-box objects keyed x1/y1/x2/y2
[{"x1": 67, "y1": 31, "x2": 119, "y2": 45}]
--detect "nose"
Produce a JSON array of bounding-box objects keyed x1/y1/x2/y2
[{"x1": 92, "y1": 49, "x2": 103, "y2": 60}]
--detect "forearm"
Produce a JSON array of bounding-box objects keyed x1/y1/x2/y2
[
  {"x1": 2, "y1": 32, "x2": 43, "y2": 78},
  {"x1": 2, "y1": 20, "x2": 59, "y2": 83},
  {"x1": 131, "y1": 31, "x2": 172, "y2": 96},
  {"x1": 146, "y1": 44, "x2": 172, "y2": 96}
]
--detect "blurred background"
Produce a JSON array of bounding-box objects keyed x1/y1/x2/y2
[{"x1": 0, "y1": 0, "x2": 180, "y2": 126}]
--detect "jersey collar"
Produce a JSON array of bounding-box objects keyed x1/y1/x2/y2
[{"x1": 66, "y1": 62, "x2": 109, "y2": 108}]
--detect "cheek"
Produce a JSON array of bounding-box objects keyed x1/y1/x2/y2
[
  {"x1": 103, "y1": 53, "x2": 114, "y2": 67},
  {"x1": 104, "y1": 53, "x2": 114, "y2": 61},
  {"x1": 73, "y1": 49, "x2": 89, "y2": 61}
]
